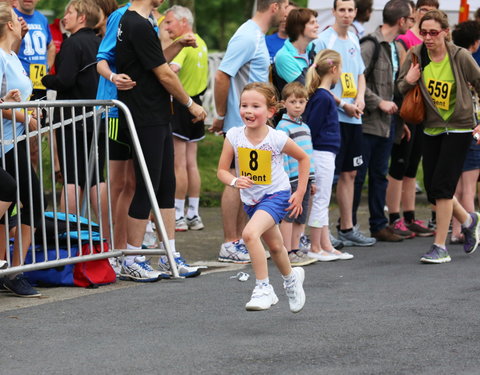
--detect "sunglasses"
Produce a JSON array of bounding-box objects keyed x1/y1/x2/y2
[{"x1": 419, "y1": 29, "x2": 443, "y2": 37}]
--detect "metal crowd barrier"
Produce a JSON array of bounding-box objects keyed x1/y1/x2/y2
[{"x1": 0, "y1": 99, "x2": 180, "y2": 279}]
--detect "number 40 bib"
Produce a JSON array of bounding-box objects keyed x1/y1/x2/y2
[{"x1": 238, "y1": 147, "x2": 271, "y2": 185}]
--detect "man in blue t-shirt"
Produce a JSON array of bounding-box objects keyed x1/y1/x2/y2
[
  {"x1": 15, "y1": 0, "x2": 55, "y2": 100},
  {"x1": 265, "y1": 0, "x2": 297, "y2": 62},
  {"x1": 209, "y1": 0, "x2": 288, "y2": 264}
]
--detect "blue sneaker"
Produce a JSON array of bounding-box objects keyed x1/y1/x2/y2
[
  {"x1": 420, "y1": 245, "x2": 451, "y2": 264},
  {"x1": 3, "y1": 274, "x2": 41, "y2": 297},
  {"x1": 158, "y1": 256, "x2": 202, "y2": 278},
  {"x1": 462, "y1": 212, "x2": 480, "y2": 254}
]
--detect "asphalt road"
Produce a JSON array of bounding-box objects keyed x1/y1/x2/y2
[{"x1": 2, "y1": 202, "x2": 480, "y2": 374}]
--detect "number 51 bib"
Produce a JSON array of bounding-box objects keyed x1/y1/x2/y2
[{"x1": 238, "y1": 147, "x2": 271, "y2": 185}]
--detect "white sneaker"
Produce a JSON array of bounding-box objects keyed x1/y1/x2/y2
[
  {"x1": 158, "y1": 255, "x2": 201, "y2": 278},
  {"x1": 119, "y1": 256, "x2": 165, "y2": 282},
  {"x1": 108, "y1": 257, "x2": 121, "y2": 276},
  {"x1": 245, "y1": 284, "x2": 279, "y2": 311},
  {"x1": 0, "y1": 259, "x2": 7, "y2": 269},
  {"x1": 336, "y1": 251, "x2": 354, "y2": 260},
  {"x1": 186, "y1": 215, "x2": 204, "y2": 230},
  {"x1": 218, "y1": 240, "x2": 251, "y2": 264},
  {"x1": 175, "y1": 217, "x2": 188, "y2": 232},
  {"x1": 284, "y1": 267, "x2": 306, "y2": 313},
  {"x1": 142, "y1": 231, "x2": 158, "y2": 249},
  {"x1": 307, "y1": 250, "x2": 339, "y2": 262}
]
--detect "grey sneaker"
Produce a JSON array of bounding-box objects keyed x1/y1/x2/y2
[
  {"x1": 462, "y1": 212, "x2": 480, "y2": 254},
  {"x1": 186, "y1": 215, "x2": 204, "y2": 230},
  {"x1": 338, "y1": 227, "x2": 376, "y2": 247},
  {"x1": 288, "y1": 250, "x2": 317, "y2": 266},
  {"x1": 329, "y1": 232, "x2": 344, "y2": 250},
  {"x1": 420, "y1": 244, "x2": 451, "y2": 264}
]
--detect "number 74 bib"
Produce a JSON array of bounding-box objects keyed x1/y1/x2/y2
[{"x1": 238, "y1": 147, "x2": 272, "y2": 185}]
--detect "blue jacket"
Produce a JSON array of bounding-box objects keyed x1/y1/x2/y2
[{"x1": 303, "y1": 88, "x2": 341, "y2": 154}]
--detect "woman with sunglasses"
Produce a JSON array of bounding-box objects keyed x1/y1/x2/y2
[{"x1": 397, "y1": 9, "x2": 480, "y2": 264}]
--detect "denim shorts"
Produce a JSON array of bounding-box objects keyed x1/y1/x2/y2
[
  {"x1": 283, "y1": 180, "x2": 312, "y2": 224},
  {"x1": 243, "y1": 190, "x2": 291, "y2": 224},
  {"x1": 463, "y1": 140, "x2": 480, "y2": 172}
]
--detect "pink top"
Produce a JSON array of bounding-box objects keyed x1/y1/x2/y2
[{"x1": 396, "y1": 29, "x2": 422, "y2": 50}]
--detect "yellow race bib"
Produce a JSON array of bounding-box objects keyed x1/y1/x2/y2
[
  {"x1": 30, "y1": 64, "x2": 46, "y2": 90},
  {"x1": 238, "y1": 147, "x2": 271, "y2": 185},
  {"x1": 341, "y1": 72, "x2": 357, "y2": 98},
  {"x1": 427, "y1": 79, "x2": 452, "y2": 111}
]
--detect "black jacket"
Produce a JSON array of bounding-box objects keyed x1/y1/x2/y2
[{"x1": 42, "y1": 28, "x2": 100, "y2": 122}]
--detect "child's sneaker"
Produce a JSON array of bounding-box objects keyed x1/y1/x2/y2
[
  {"x1": 284, "y1": 267, "x2": 306, "y2": 313},
  {"x1": 119, "y1": 257, "x2": 167, "y2": 282},
  {"x1": 288, "y1": 250, "x2": 317, "y2": 266},
  {"x1": 420, "y1": 245, "x2": 451, "y2": 264},
  {"x1": 186, "y1": 215, "x2": 204, "y2": 230},
  {"x1": 245, "y1": 283, "x2": 279, "y2": 311},
  {"x1": 218, "y1": 240, "x2": 251, "y2": 264},
  {"x1": 158, "y1": 255, "x2": 201, "y2": 278},
  {"x1": 462, "y1": 212, "x2": 480, "y2": 254},
  {"x1": 299, "y1": 234, "x2": 311, "y2": 253},
  {"x1": 175, "y1": 217, "x2": 188, "y2": 232}
]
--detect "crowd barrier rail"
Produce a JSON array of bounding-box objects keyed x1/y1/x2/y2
[{"x1": 0, "y1": 99, "x2": 180, "y2": 279}]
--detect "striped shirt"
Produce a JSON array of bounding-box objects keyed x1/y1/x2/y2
[{"x1": 276, "y1": 114, "x2": 315, "y2": 182}]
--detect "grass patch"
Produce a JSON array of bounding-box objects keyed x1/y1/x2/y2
[{"x1": 198, "y1": 132, "x2": 224, "y2": 206}]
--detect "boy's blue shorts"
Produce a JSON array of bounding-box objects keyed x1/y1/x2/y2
[{"x1": 243, "y1": 190, "x2": 291, "y2": 224}]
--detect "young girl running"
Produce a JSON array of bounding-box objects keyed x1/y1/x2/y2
[
  {"x1": 217, "y1": 82, "x2": 310, "y2": 313},
  {"x1": 304, "y1": 49, "x2": 354, "y2": 261}
]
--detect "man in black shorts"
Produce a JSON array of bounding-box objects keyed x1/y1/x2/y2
[
  {"x1": 116, "y1": 0, "x2": 207, "y2": 279},
  {"x1": 163, "y1": 5, "x2": 208, "y2": 232}
]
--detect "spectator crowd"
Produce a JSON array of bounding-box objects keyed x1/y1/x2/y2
[{"x1": 1, "y1": 0, "x2": 480, "y2": 311}]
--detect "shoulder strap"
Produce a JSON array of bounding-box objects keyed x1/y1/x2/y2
[{"x1": 360, "y1": 35, "x2": 380, "y2": 80}]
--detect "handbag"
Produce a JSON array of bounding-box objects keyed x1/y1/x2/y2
[{"x1": 399, "y1": 53, "x2": 425, "y2": 125}]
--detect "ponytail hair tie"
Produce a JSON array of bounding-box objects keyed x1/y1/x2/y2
[
  {"x1": 327, "y1": 58, "x2": 333, "y2": 66},
  {"x1": 312, "y1": 63, "x2": 317, "y2": 68}
]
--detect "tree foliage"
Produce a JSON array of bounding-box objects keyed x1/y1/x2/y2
[{"x1": 38, "y1": 0, "x2": 308, "y2": 50}]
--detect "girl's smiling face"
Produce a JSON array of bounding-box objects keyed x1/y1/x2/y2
[{"x1": 240, "y1": 90, "x2": 276, "y2": 129}]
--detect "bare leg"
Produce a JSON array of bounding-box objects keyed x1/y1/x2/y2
[
  {"x1": 337, "y1": 170, "x2": 357, "y2": 230},
  {"x1": 279, "y1": 221, "x2": 293, "y2": 251},
  {"x1": 402, "y1": 177, "x2": 417, "y2": 213},
  {"x1": 12, "y1": 224, "x2": 34, "y2": 267},
  {"x1": 291, "y1": 223, "x2": 304, "y2": 250},
  {"x1": 386, "y1": 175, "x2": 402, "y2": 217},
  {"x1": 221, "y1": 180, "x2": 243, "y2": 242},
  {"x1": 173, "y1": 138, "x2": 188, "y2": 200},
  {"x1": 186, "y1": 141, "x2": 201, "y2": 198},
  {"x1": 435, "y1": 197, "x2": 468, "y2": 247},
  {"x1": 109, "y1": 160, "x2": 135, "y2": 249},
  {"x1": 242, "y1": 210, "x2": 278, "y2": 280},
  {"x1": 262, "y1": 223, "x2": 292, "y2": 277}
]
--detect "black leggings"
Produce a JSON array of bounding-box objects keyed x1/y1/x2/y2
[
  {"x1": 56, "y1": 127, "x2": 106, "y2": 187},
  {"x1": 128, "y1": 125, "x2": 175, "y2": 220},
  {"x1": 422, "y1": 132, "x2": 472, "y2": 205},
  {"x1": 1, "y1": 142, "x2": 42, "y2": 226},
  {"x1": 389, "y1": 123, "x2": 423, "y2": 180},
  {"x1": 0, "y1": 166, "x2": 16, "y2": 202}
]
